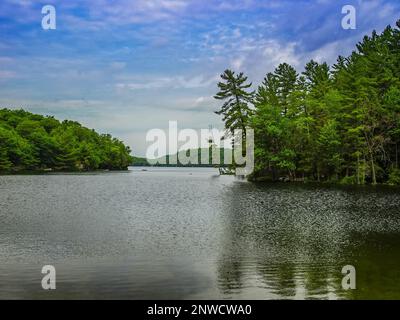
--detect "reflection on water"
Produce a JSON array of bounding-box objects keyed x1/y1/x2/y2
[{"x1": 0, "y1": 167, "x2": 399, "y2": 299}]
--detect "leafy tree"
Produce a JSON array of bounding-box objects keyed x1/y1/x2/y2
[{"x1": 0, "y1": 108, "x2": 133, "y2": 172}]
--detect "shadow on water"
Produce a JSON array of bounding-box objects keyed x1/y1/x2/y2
[{"x1": 216, "y1": 182, "x2": 400, "y2": 299}]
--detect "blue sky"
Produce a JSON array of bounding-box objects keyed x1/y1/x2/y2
[{"x1": 1, "y1": 0, "x2": 399, "y2": 156}]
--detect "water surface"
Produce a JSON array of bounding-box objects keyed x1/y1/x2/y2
[{"x1": 0, "y1": 167, "x2": 399, "y2": 299}]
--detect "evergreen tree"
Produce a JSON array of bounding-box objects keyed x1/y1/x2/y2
[
  {"x1": 214, "y1": 69, "x2": 254, "y2": 134},
  {"x1": 225, "y1": 19, "x2": 400, "y2": 184}
]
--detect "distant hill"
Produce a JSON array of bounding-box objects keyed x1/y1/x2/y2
[
  {"x1": 131, "y1": 156, "x2": 150, "y2": 166},
  {"x1": 132, "y1": 147, "x2": 232, "y2": 167}
]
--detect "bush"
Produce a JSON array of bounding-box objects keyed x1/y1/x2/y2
[
  {"x1": 388, "y1": 168, "x2": 400, "y2": 185},
  {"x1": 340, "y1": 175, "x2": 357, "y2": 185}
]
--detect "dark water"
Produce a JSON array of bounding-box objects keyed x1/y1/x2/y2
[{"x1": 0, "y1": 167, "x2": 399, "y2": 299}]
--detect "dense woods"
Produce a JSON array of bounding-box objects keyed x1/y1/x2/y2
[
  {"x1": 215, "y1": 20, "x2": 400, "y2": 185},
  {"x1": 0, "y1": 109, "x2": 133, "y2": 172}
]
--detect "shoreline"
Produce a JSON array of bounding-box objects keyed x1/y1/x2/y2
[
  {"x1": 2, "y1": 167, "x2": 399, "y2": 187},
  {"x1": 0, "y1": 168, "x2": 130, "y2": 175}
]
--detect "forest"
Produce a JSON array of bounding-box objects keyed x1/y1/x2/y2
[
  {"x1": 0, "y1": 108, "x2": 133, "y2": 172},
  {"x1": 214, "y1": 20, "x2": 400, "y2": 185}
]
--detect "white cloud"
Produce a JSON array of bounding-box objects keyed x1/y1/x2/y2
[{"x1": 115, "y1": 74, "x2": 219, "y2": 91}]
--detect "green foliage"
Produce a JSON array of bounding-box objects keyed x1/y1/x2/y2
[
  {"x1": 340, "y1": 175, "x2": 357, "y2": 185},
  {"x1": 132, "y1": 156, "x2": 149, "y2": 166},
  {"x1": 388, "y1": 168, "x2": 400, "y2": 185},
  {"x1": 148, "y1": 148, "x2": 230, "y2": 167},
  {"x1": 214, "y1": 69, "x2": 254, "y2": 133},
  {"x1": 216, "y1": 19, "x2": 400, "y2": 184},
  {"x1": 0, "y1": 108, "x2": 133, "y2": 172}
]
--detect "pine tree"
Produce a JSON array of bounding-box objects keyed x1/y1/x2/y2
[{"x1": 214, "y1": 69, "x2": 254, "y2": 134}]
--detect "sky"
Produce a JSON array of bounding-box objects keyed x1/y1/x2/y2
[{"x1": 0, "y1": 0, "x2": 399, "y2": 156}]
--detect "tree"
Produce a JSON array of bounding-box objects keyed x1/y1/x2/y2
[
  {"x1": 234, "y1": 19, "x2": 400, "y2": 184},
  {"x1": 214, "y1": 69, "x2": 254, "y2": 134},
  {"x1": 273, "y1": 63, "x2": 298, "y2": 116},
  {"x1": 0, "y1": 108, "x2": 133, "y2": 172},
  {"x1": 0, "y1": 127, "x2": 12, "y2": 171},
  {"x1": 317, "y1": 120, "x2": 342, "y2": 180}
]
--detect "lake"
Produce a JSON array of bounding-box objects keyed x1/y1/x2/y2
[{"x1": 0, "y1": 167, "x2": 399, "y2": 299}]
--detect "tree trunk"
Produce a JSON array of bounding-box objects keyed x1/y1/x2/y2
[
  {"x1": 272, "y1": 167, "x2": 277, "y2": 181},
  {"x1": 356, "y1": 154, "x2": 360, "y2": 185},
  {"x1": 370, "y1": 156, "x2": 377, "y2": 185},
  {"x1": 362, "y1": 157, "x2": 366, "y2": 184}
]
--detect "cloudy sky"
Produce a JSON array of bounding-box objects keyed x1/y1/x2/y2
[{"x1": 0, "y1": 0, "x2": 399, "y2": 156}]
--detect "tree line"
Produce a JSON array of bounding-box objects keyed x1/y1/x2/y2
[
  {"x1": 214, "y1": 20, "x2": 400, "y2": 185},
  {"x1": 0, "y1": 108, "x2": 133, "y2": 172}
]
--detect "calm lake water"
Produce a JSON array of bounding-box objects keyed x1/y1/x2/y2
[{"x1": 0, "y1": 167, "x2": 399, "y2": 299}]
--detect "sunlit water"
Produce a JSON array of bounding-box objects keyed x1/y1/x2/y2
[{"x1": 0, "y1": 167, "x2": 399, "y2": 299}]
